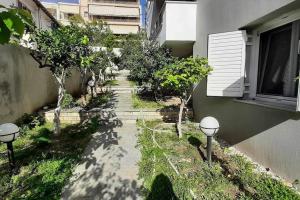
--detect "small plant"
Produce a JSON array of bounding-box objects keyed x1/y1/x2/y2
[
  {"x1": 61, "y1": 93, "x2": 77, "y2": 109},
  {"x1": 16, "y1": 113, "x2": 45, "y2": 131}
]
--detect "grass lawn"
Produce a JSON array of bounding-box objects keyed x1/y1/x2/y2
[
  {"x1": 83, "y1": 91, "x2": 113, "y2": 110},
  {"x1": 104, "y1": 79, "x2": 119, "y2": 86},
  {"x1": 0, "y1": 118, "x2": 100, "y2": 200},
  {"x1": 137, "y1": 120, "x2": 300, "y2": 200},
  {"x1": 129, "y1": 80, "x2": 137, "y2": 87},
  {"x1": 132, "y1": 93, "x2": 164, "y2": 110}
]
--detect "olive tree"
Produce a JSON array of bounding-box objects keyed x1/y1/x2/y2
[
  {"x1": 155, "y1": 57, "x2": 212, "y2": 138},
  {"x1": 68, "y1": 20, "x2": 115, "y2": 97},
  {"x1": 91, "y1": 50, "x2": 111, "y2": 92},
  {"x1": 31, "y1": 26, "x2": 88, "y2": 134}
]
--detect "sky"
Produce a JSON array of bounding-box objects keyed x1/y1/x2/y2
[{"x1": 140, "y1": 0, "x2": 147, "y2": 27}]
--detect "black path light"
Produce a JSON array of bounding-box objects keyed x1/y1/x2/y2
[
  {"x1": 0, "y1": 123, "x2": 20, "y2": 171},
  {"x1": 199, "y1": 117, "x2": 219, "y2": 167}
]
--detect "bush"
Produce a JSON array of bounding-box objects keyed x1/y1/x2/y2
[
  {"x1": 16, "y1": 113, "x2": 45, "y2": 131},
  {"x1": 61, "y1": 93, "x2": 77, "y2": 109},
  {"x1": 119, "y1": 32, "x2": 175, "y2": 90}
]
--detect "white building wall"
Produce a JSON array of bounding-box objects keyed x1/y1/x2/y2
[
  {"x1": 192, "y1": 0, "x2": 300, "y2": 188},
  {"x1": 0, "y1": 0, "x2": 55, "y2": 30},
  {"x1": 165, "y1": 2, "x2": 196, "y2": 42}
]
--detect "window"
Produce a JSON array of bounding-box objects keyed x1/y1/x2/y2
[
  {"x1": 257, "y1": 22, "x2": 299, "y2": 98},
  {"x1": 206, "y1": 11, "x2": 300, "y2": 111}
]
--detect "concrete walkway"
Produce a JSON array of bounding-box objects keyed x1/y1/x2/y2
[{"x1": 62, "y1": 71, "x2": 142, "y2": 200}]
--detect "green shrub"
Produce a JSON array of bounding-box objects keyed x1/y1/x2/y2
[
  {"x1": 119, "y1": 32, "x2": 176, "y2": 90},
  {"x1": 62, "y1": 93, "x2": 77, "y2": 109},
  {"x1": 16, "y1": 113, "x2": 45, "y2": 133}
]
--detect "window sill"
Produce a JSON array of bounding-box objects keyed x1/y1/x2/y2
[{"x1": 233, "y1": 99, "x2": 297, "y2": 112}]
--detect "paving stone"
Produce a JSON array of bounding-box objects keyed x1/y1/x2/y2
[{"x1": 62, "y1": 70, "x2": 142, "y2": 200}]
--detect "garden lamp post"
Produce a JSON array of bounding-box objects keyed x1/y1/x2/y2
[
  {"x1": 0, "y1": 123, "x2": 20, "y2": 171},
  {"x1": 199, "y1": 117, "x2": 219, "y2": 167}
]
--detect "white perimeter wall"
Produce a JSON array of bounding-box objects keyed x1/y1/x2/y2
[{"x1": 0, "y1": 45, "x2": 81, "y2": 123}]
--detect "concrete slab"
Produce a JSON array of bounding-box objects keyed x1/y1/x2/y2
[{"x1": 62, "y1": 71, "x2": 142, "y2": 200}]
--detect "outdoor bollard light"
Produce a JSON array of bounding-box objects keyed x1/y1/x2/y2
[
  {"x1": 199, "y1": 117, "x2": 219, "y2": 167},
  {"x1": 0, "y1": 123, "x2": 20, "y2": 171}
]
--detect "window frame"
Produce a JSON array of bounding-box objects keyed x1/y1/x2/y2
[{"x1": 249, "y1": 9, "x2": 300, "y2": 107}]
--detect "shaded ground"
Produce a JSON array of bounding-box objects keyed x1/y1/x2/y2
[{"x1": 62, "y1": 70, "x2": 142, "y2": 200}]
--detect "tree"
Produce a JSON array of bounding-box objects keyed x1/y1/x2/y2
[
  {"x1": 30, "y1": 26, "x2": 88, "y2": 134},
  {"x1": 68, "y1": 20, "x2": 115, "y2": 98},
  {"x1": 0, "y1": 4, "x2": 33, "y2": 44},
  {"x1": 90, "y1": 50, "x2": 111, "y2": 92},
  {"x1": 155, "y1": 57, "x2": 212, "y2": 138},
  {"x1": 119, "y1": 32, "x2": 175, "y2": 94},
  {"x1": 67, "y1": 24, "x2": 91, "y2": 98}
]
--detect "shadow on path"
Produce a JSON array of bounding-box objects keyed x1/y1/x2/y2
[
  {"x1": 146, "y1": 174, "x2": 178, "y2": 200},
  {"x1": 62, "y1": 71, "x2": 142, "y2": 200}
]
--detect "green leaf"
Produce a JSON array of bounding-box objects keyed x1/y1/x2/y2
[
  {"x1": 16, "y1": 9, "x2": 34, "y2": 27},
  {"x1": 0, "y1": 19, "x2": 11, "y2": 44},
  {"x1": 0, "y1": 11, "x2": 25, "y2": 37},
  {"x1": 81, "y1": 35, "x2": 89, "y2": 45}
]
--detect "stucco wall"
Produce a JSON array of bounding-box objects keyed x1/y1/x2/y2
[
  {"x1": 165, "y1": 2, "x2": 196, "y2": 42},
  {"x1": 0, "y1": 45, "x2": 81, "y2": 124},
  {"x1": 192, "y1": 0, "x2": 300, "y2": 185}
]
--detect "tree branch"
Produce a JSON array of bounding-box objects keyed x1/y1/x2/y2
[{"x1": 30, "y1": 51, "x2": 53, "y2": 69}]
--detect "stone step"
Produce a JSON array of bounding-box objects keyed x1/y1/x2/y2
[{"x1": 111, "y1": 87, "x2": 134, "y2": 90}]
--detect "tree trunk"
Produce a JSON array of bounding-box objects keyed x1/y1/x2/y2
[
  {"x1": 91, "y1": 71, "x2": 97, "y2": 97},
  {"x1": 80, "y1": 68, "x2": 88, "y2": 105},
  {"x1": 185, "y1": 94, "x2": 193, "y2": 122},
  {"x1": 54, "y1": 71, "x2": 66, "y2": 135},
  {"x1": 177, "y1": 98, "x2": 185, "y2": 138},
  {"x1": 80, "y1": 68, "x2": 88, "y2": 94}
]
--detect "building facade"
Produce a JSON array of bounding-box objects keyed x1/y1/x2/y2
[
  {"x1": 40, "y1": 0, "x2": 141, "y2": 34},
  {"x1": 147, "y1": 0, "x2": 300, "y2": 189},
  {"x1": 1, "y1": 0, "x2": 59, "y2": 29}
]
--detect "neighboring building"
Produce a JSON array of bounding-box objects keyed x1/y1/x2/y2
[
  {"x1": 0, "y1": 0, "x2": 59, "y2": 29},
  {"x1": 40, "y1": 0, "x2": 141, "y2": 35},
  {"x1": 147, "y1": 0, "x2": 300, "y2": 189},
  {"x1": 146, "y1": 0, "x2": 197, "y2": 57},
  {"x1": 39, "y1": 0, "x2": 80, "y2": 25}
]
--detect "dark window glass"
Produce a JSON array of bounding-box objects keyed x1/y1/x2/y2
[{"x1": 257, "y1": 23, "x2": 298, "y2": 97}]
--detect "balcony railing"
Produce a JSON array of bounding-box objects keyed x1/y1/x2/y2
[{"x1": 91, "y1": 15, "x2": 140, "y2": 23}]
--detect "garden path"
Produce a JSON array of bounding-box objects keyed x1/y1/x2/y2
[{"x1": 62, "y1": 70, "x2": 142, "y2": 200}]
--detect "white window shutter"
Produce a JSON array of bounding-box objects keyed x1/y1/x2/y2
[{"x1": 207, "y1": 30, "x2": 247, "y2": 97}]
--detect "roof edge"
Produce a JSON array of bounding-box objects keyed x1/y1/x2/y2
[{"x1": 32, "y1": 0, "x2": 60, "y2": 27}]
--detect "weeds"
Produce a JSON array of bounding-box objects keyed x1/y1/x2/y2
[
  {"x1": 137, "y1": 120, "x2": 300, "y2": 200},
  {"x1": 0, "y1": 117, "x2": 100, "y2": 199},
  {"x1": 132, "y1": 93, "x2": 164, "y2": 109}
]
